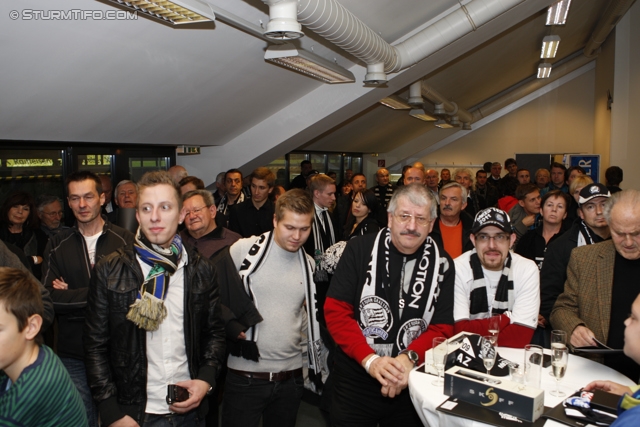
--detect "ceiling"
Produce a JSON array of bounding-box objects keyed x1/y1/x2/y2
[{"x1": 0, "y1": 0, "x2": 615, "y2": 167}]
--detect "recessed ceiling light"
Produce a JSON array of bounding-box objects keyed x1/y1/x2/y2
[
  {"x1": 537, "y1": 63, "x2": 552, "y2": 78},
  {"x1": 541, "y1": 35, "x2": 561, "y2": 59},
  {"x1": 104, "y1": 0, "x2": 214, "y2": 25},
  {"x1": 265, "y1": 43, "x2": 355, "y2": 84},
  {"x1": 379, "y1": 96, "x2": 412, "y2": 110},
  {"x1": 546, "y1": 0, "x2": 571, "y2": 26}
]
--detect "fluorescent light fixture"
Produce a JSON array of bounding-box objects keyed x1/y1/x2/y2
[
  {"x1": 546, "y1": 0, "x2": 571, "y2": 25},
  {"x1": 541, "y1": 35, "x2": 561, "y2": 58},
  {"x1": 265, "y1": 43, "x2": 355, "y2": 84},
  {"x1": 409, "y1": 108, "x2": 437, "y2": 122},
  {"x1": 380, "y1": 96, "x2": 412, "y2": 110},
  {"x1": 434, "y1": 119, "x2": 454, "y2": 129},
  {"x1": 537, "y1": 63, "x2": 552, "y2": 78},
  {"x1": 104, "y1": 0, "x2": 215, "y2": 25}
]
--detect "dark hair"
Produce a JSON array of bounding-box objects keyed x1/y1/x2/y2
[
  {"x1": 351, "y1": 173, "x2": 366, "y2": 184},
  {"x1": 515, "y1": 183, "x2": 540, "y2": 201},
  {"x1": 550, "y1": 162, "x2": 567, "y2": 172},
  {"x1": 65, "y1": 171, "x2": 102, "y2": 196},
  {"x1": 179, "y1": 176, "x2": 205, "y2": 190},
  {"x1": 300, "y1": 160, "x2": 312, "y2": 167},
  {"x1": 541, "y1": 189, "x2": 570, "y2": 208},
  {"x1": 352, "y1": 189, "x2": 379, "y2": 218},
  {"x1": 505, "y1": 158, "x2": 517, "y2": 168},
  {"x1": 225, "y1": 169, "x2": 243, "y2": 181},
  {"x1": 0, "y1": 191, "x2": 38, "y2": 229},
  {"x1": 567, "y1": 166, "x2": 586, "y2": 177},
  {"x1": 0, "y1": 267, "x2": 43, "y2": 345},
  {"x1": 517, "y1": 168, "x2": 530, "y2": 175},
  {"x1": 483, "y1": 162, "x2": 492, "y2": 172},
  {"x1": 476, "y1": 170, "x2": 487, "y2": 178},
  {"x1": 605, "y1": 166, "x2": 623, "y2": 186}
]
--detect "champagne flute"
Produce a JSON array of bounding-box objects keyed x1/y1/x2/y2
[
  {"x1": 432, "y1": 337, "x2": 448, "y2": 386},
  {"x1": 481, "y1": 336, "x2": 497, "y2": 382},
  {"x1": 550, "y1": 347, "x2": 569, "y2": 397},
  {"x1": 549, "y1": 330, "x2": 567, "y2": 376},
  {"x1": 488, "y1": 315, "x2": 500, "y2": 345}
]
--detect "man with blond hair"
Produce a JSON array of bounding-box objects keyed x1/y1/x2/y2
[{"x1": 85, "y1": 171, "x2": 225, "y2": 426}]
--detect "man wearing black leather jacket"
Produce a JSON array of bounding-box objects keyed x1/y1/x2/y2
[{"x1": 84, "y1": 171, "x2": 225, "y2": 427}]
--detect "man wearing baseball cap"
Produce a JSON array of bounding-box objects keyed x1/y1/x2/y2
[
  {"x1": 539, "y1": 183, "x2": 611, "y2": 332},
  {"x1": 453, "y1": 207, "x2": 540, "y2": 347}
]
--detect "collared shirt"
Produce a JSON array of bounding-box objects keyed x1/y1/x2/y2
[
  {"x1": 142, "y1": 247, "x2": 191, "y2": 414},
  {"x1": 314, "y1": 203, "x2": 329, "y2": 229}
]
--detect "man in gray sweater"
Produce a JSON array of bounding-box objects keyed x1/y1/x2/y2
[{"x1": 221, "y1": 189, "x2": 323, "y2": 427}]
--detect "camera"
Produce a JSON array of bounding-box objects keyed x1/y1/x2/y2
[{"x1": 166, "y1": 384, "x2": 189, "y2": 405}]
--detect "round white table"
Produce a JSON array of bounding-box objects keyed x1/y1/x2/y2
[{"x1": 409, "y1": 347, "x2": 635, "y2": 427}]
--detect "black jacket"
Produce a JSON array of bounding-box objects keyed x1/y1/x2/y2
[
  {"x1": 515, "y1": 223, "x2": 567, "y2": 270},
  {"x1": 228, "y1": 199, "x2": 275, "y2": 238},
  {"x1": 83, "y1": 244, "x2": 226, "y2": 426},
  {"x1": 343, "y1": 216, "x2": 380, "y2": 241},
  {"x1": 539, "y1": 222, "x2": 607, "y2": 323},
  {"x1": 429, "y1": 211, "x2": 474, "y2": 258},
  {"x1": 42, "y1": 218, "x2": 133, "y2": 359}
]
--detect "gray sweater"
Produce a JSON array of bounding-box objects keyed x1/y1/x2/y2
[{"x1": 228, "y1": 237, "x2": 307, "y2": 373}]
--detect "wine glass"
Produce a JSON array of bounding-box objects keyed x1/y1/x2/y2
[
  {"x1": 488, "y1": 316, "x2": 500, "y2": 345},
  {"x1": 549, "y1": 330, "x2": 567, "y2": 376},
  {"x1": 432, "y1": 337, "x2": 448, "y2": 386},
  {"x1": 550, "y1": 346, "x2": 569, "y2": 397},
  {"x1": 481, "y1": 336, "x2": 497, "y2": 382}
]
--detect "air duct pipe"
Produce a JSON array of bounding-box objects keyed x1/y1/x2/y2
[
  {"x1": 295, "y1": 0, "x2": 524, "y2": 74},
  {"x1": 421, "y1": 83, "x2": 474, "y2": 123},
  {"x1": 262, "y1": 0, "x2": 304, "y2": 39},
  {"x1": 583, "y1": 0, "x2": 637, "y2": 57}
]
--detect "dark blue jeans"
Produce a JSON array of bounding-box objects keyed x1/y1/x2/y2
[
  {"x1": 221, "y1": 370, "x2": 304, "y2": 427},
  {"x1": 142, "y1": 411, "x2": 203, "y2": 427},
  {"x1": 60, "y1": 357, "x2": 99, "y2": 427}
]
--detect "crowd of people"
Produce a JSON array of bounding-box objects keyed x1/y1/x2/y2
[{"x1": 0, "y1": 158, "x2": 638, "y2": 427}]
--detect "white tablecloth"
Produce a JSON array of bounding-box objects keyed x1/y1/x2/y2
[{"x1": 409, "y1": 347, "x2": 635, "y2": 427}]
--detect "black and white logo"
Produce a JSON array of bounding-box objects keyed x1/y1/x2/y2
[
  {"x1": 359, "y1": 296, "x2": 392, "y2": 340},
  {"x1": 396, "y1": 319, "x2": 427, "y2": 350}
]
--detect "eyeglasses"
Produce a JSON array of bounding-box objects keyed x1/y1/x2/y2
[
  {"x1": 183, "y1": 206, "x2": 208, "y2": 217},
  {"x1": 474, "y1": 233, "x2": 510, "y2": 243},
  {"x1": 394, "y1": 213, "x2": 430, "y2": 227}
]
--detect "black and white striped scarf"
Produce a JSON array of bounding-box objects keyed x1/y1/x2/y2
[
  {"x1": 311, "y1": 208, "x2": 335, "y2": 282},
  {"x1": 216, "y1": 192, "x2": 245, "y2": 216},
  {"x1": 239, "y1": 231, "x2": 328, "y2": 392},
  {"x1": 358, "y1": 228, "x2": 440, "y2": 356},
  {"x1": 468, "y1": 250, "x2": 514, "y2": 319}
]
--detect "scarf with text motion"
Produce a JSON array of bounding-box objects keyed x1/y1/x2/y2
[
  {"x1": 126, "y1": 229, "x2": 183, "y2": 331},
  {"x1": 359, "y1": 228, "x2": 440, "y2": 357},
  {"x1": 239, "y1": 231, "x2": 328, "y2": 393},
  {"x1": 468, "y1": 250, "x2": 514, "y2": 318}
]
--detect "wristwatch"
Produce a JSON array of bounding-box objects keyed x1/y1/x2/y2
[{"x1": 400, "y1": 349, "x2": 419, "y2": 366}]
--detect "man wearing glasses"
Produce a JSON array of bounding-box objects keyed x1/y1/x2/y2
[
  {"x1": 181, "y1": 189, "x2": 240, "y2": 259},
  {"x1": 325, "y1": 183, "x2": 455, "y2": 426},
  {"x1": 453, "y1": 207, "x2": 539, "y2": 347}
]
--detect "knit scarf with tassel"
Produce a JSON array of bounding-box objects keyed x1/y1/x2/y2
[{"x1": 126, "y1": 229, "x2": 182, "y2": 331}]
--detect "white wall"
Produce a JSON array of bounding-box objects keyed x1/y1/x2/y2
[
  {"x1": 611, "y1": 1, "x2": 640, "y2": 190},
  {"x1": 412, "y1": 69, "x2": 595, "y2": 176}
]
